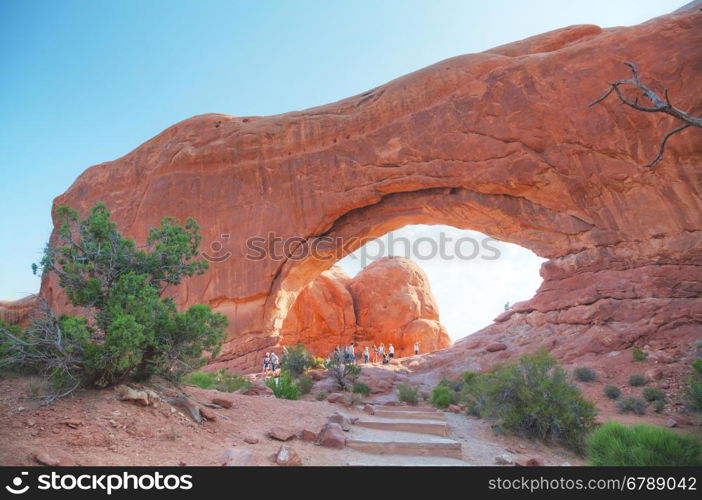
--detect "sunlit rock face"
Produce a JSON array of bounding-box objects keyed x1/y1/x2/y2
[
  {"x1": 279, "y1": 259, "x2": 451, "y2": 359},
  {"x1": 38, "y1": 7, "x2": 702, "y2": 372}
]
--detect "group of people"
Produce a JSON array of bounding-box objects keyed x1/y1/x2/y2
[
  {"x1": 261, "y1": 351, "x2": 280, "y2": 374},
  {"x1": 333, "y1": 341, "x2": 421, "y2": 365},
  {"x1": 262, "y1": 340, "x2": 423, "y2": 373}
]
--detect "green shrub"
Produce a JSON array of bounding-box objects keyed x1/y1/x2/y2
[
  {"x1": 0, "y1": 203, "x2": 227, "y2": 400},
  {"x1": 573, "y1": 366, "x2": 597, "y2": 382},
  {"x1": 430, "y1": 384, "x2": 452, "y2": 409},
  {"x1": 324, "y1": 352, "x2": 361, "y2": 391},
  {"x1": 459, "y1": 349, "x2": 596, "y2": 451},
  {"x1": 686, "y1": 342, "x2": 702, "y2": 413},
  {"x1": 344, "y1": 392, "x2": 363, "y2": 407},
  {"x1": 314, "y1": 390, "x2": 328, "y2": 401},
  {"x1": 265, "y1": 373, "x2": 299, "y2": 400},
  {"x1": 652, "y1": 399, "x2": 665, "y2": 413},
  {"x1": 586, "y1": 422, "x2": 702, "y2": 466},
  {"x1": 617, "y1": 397, "x2": 647, "y2": 415},
  {"x1": 352, "y1": 382, "x2": 371, "y2": 396},
  {"x1": 309, "y1": 356, "x2": 325, "y2": 369},
  {"x1": 184, "y1": 371, "x2": 215, "y2": 389},
  {"x1": 632, "y1": 347, "x2": 648, "y2": 362},
  {"x1": 397, "y1": 382, "x2": 420, "y2": 405},
  {"x1": 296, "y1": 374, "x2": 314, "y2": 395},
  {"x1": 462, "y1": 372, "x2": 478, "y2": 385},
  {"x1": 642, "y1": 387, "x2": 665, "y2": 402},
  {"x1": 629, "y1": 374, "x2": 647, "y2": 386},
  {"x1": 183, "y1": 369, "x2": 251, "y2": 392},
  {"x1": 281, "y1": 343, "x2": 312, "y2": 377},
  {"x1": 603, "y1": 385, "x2": 621, "y2": 399}
]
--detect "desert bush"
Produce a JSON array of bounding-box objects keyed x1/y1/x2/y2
[
  {"x1": 617, "y1": 397, "x2": 647, "y2": 415},
  {"x1": 430, "y1": 384, "x2": 452, "y2": 409},
  {"x1": 459, "y1": 349, "x2": 596, "y2": 451},
  {"x1": 632, "y1": 346, "x2": 648, "y2": 362},
  {"x1": 296, "y1": 374, "x2": 314, "y2": 395},
  {"x1": 265, "y1": 373, "x2": 299, "y2": 400},
  {"x1": 184, "y1": 371, "x2": 216, "y2": 389},
  {"x1": 573, "y1": 366, "x2": 597, "y2": 382},
  {"x1": 586, "y1": 422, "x2": 702, "y2": 466},
  {"x1": 309, "y1": 356, "x2": 326, "y2": 369},
  {"x1": 642, "y1": 387, "x2": 665, "y2": 402},
  {"x1": 324, "y1": 351, "x2": 361, "y2": 391},
  {"x1": 0, "y1": 203, "x2": 227, "y2": 400},
  {"x1": 344, "y1": 392, "x2": 363, "y2": 407},
  {"x1": 183, "y1": 369, "x2": 251, "y2": 392},
  {"x1": 686, "y1": 341, "x2": 702, "y2": 413},
  {"x1": 281, "y1": 343, "x2": 312, "y2": 377},
  {"x1": 629, "y1": 374, "x2": 647, "y2": 386},
  {"x1": 652, "y1": 399, "x2": 665, "y2": 413},
  {"x1": 314, "y1": 390, "x2": 328, "y2": 401},
  {"x1": 352, "y1": 382, "x2": 371, "y2": 396},
  {"x1": 603, "y1": 385, "x2": 621, "y2": 399},
  {"x1": 397, "y1": 382, "x2": 420, "y2": 405},
  {"x1": 462, "y1": 371, "x2": 478, "y2": 385}
]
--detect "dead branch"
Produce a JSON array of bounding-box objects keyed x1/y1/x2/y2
[{"x1": 589, "y1": 62, "x2": 701, "y2": 167}]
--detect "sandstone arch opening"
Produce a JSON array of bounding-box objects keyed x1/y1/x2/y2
[{"x1": 277, "y1": 224, "x2": 545, "y2": 360}]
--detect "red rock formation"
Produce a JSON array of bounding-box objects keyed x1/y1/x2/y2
[
  {"x1": 280, "y1": 259, "x2": 451, "y2": 358},
  {"x1": 37, "y1": 7, "x2": 701, "y2": 372},
  {"x1": 0, "y1": 296, "x2": 37, "y2": 327},
  {"x1": 348, "y1": 257, "x2": 451, "y2": 356},
  {"x1": 279, "y1": 267, "x2": 356, "y2": 355}
]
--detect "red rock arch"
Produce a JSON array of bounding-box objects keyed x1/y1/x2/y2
[{"x1": 41, "y1": 9, "x2": 702, "y2": 372}]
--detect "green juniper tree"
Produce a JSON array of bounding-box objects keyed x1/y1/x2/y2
[{"x1": 1, "y1": 202, "x2": 228, "y2": 399}]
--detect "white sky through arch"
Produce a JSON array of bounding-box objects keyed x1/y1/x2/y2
[{"x1": 336, "y1": 225, "x2": 546, "y2": 342}]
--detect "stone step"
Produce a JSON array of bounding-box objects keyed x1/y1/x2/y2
[
  {"x1": 346, "y1": 453, "x2": 469, "y2": 467},
  {"x1": 356, "y1": 417, "x2": 448, "y2": 436},
  {"x1": 378, "y1": 405, "x2": 438, "y2": 412},
  {"x1": 346, "y1": 428, "x2": 462, "y2": 459},
  {"x1": 374, "y1": 410, "x2": 445, "y2": 421}
]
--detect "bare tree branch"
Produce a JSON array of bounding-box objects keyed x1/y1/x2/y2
[{"x1": 589, "y1": 61, "x2": 701, "y2": 167}]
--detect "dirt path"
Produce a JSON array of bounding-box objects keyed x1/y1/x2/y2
[{"x1": 0, "y1": 375, "x2": 589, "y2": 466}]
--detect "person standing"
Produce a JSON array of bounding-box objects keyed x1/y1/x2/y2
[
  {"x1": 414, "y1": 341, "x2": 420, "y2": 356},
  {"x1": 378, "y1": 343, "x2": 385, "y2": 360},
  {"x1": 263, "y1": 352, "x2": 271, "y2": 374},
  {"x1": 363, "y1": 346, "x2": 370, "y2": 364},
  {"x1": 270, "y1": 351, "x2": 279, "y2": 372},
  {"x1": 347, "y1": 342, "x2": 356, "y2": 363},
  {"x1": 388, "y1": 344, "x2": 395, "y2": 359},
  {"x1": 371, "y1": 344, "x2": 378, "y2": 363}
]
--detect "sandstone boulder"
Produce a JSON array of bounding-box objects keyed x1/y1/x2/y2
[
  {"x1": 316, "y1": 422, "x2": 345, "y2": 448},
  {"x1": 211, "y1": 397, "x2": 234, "y2": 409},
  {"x1": 275, "y1": 445, "x2": 301, "y2": 466},
  {"x1": 33, "y1": 449, "x2": 77, "y2": 467},
  {"x1": 326, "y1": 393, "x2": 344, "y2": 404},
  {"x1": 349, "y1": 258, "x2": 452, "y2": 357},
  {"x1": 222, "y1": 449, "x2": 259, "y2": 466},
  {"x1": 267, "y1": 427, "x2": 296, "y2": 442}
]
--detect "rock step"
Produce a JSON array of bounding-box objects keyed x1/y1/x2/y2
[
  {"x1": 346, "y1": 453, "x2": 469, "y2": 467},
  {"x1": 356, "y1": 417, "x2": 448, "y2": 436},
  {"x1": 378, "y1": 405, "x2": 438, "y2": 412},
  {"x1": 346, "y1": 428, "x2": 462, "y2": 459},
  {"x1": 374, "y1": 410, "x2": 445, "y2": 421}
]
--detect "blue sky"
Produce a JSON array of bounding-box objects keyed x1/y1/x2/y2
[{"x1": 0, "y1": 0, "x2": 682, "y2": 336}]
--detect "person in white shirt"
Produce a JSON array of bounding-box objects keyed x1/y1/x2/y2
[
  {"x1": 388, "y1": 344, "x2": 395, "y2": 359},
  {"x1": 414, "y1": 341, "x2": 420, "y2": 356},
  {"x1": 270, "y1": 352, "x2": 279, "y2": 372}
]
